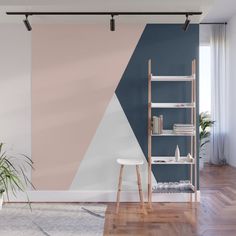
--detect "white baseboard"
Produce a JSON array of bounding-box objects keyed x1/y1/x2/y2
[{"x1": 6, "y1": 190, "x2": 200, "y2": 203}]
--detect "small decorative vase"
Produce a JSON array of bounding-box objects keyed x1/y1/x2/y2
[
  {"x1": 187, "y1": 153, "x2": 193, "y2": 162},
  {"x1": 175, "y1": 145, "x2": 180, "y2": 162}
]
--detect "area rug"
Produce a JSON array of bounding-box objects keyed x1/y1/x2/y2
[{"x1": 0, "y1": 203, "x2": 107, "y2": 236}]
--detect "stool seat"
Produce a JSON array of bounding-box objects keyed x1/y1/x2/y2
[{"x1": 117, "y1": 158, "x2": 144, "y2": 166}]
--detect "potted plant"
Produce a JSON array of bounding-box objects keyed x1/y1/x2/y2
[
  {"x1": 199, "y1": 112, "x2": 215, "y2": 170},
  {"x1": 0, "y1": 143, "x2": 34, "y2": 209}
]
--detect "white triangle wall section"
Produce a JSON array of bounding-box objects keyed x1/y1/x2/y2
[{"x1": 70, "y1": 94, "x2": 157, "y2": 192}]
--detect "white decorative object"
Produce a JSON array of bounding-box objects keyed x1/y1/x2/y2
[
  {"x1": 175, "y1": 145, "x2": 180, "y2": 162},
  {"x1": 187, "y1": 153, "x2": 193, "y2": 162},
  {"x1": 152, "y1": 180, "x2": 192, "y2": 193}
]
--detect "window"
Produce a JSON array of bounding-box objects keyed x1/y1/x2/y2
[{"x1": 199, "y1": 45, "x2": 211, "y2": 113}]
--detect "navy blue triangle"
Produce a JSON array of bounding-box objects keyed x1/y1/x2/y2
[{"x1": 115, "y1": 24, "x2": 199, "y2": 185}]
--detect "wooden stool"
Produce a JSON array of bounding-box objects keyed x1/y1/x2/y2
[{"x1": 116, "y1": 158, "x2": 146, "y2": 214}]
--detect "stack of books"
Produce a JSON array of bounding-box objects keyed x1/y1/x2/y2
[{"x1": 173, "y1": 124, "x2": 195, "y2": 135}]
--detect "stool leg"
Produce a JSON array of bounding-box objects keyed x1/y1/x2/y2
[
  {"x1": 116, "y1": 165, "x2": 124, "y2": 214},
  {"x1": 136, "y1": 165, "x2": 146, "y2": 214}
]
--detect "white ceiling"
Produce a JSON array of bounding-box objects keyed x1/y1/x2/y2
[
  {"x1": 0, "y1": 0, "x2": 235, "y2": 24},
  {"x1": 202, "y1": 0, "x2": 236, "y2": 22}
]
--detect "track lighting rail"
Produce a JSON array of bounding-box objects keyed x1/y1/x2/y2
[{"x1": 6, "y1": 11, "x2": 202, "y2": 16}]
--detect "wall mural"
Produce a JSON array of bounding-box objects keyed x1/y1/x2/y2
[{"x1": 32, "y1": 24, "x2": 199, "y2": 192}]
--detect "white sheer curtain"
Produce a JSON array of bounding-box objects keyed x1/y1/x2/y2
[{"x1": 210, "y1": 24, "x2": 228, "y2": 165}]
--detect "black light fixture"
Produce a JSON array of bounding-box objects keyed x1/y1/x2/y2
[
  {"x1": 182, "y1": 14, "x2": 190, "y2": 31},
  {"x1": 6, "y1": 12, "x2": 202, "y2": 32},
  {"x1": 23, "y1": 15, "x2": 32, "y2": 31},
  {"x1": 110, "y1": 15, "x2": 115, "y2": 31}
]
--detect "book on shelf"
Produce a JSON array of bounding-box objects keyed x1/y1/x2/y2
[{"x1": 152, "y1": 115, "x2": 163, "y2": 134}]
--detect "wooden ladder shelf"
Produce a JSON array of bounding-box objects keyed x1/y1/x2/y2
[{"x1": 147, "y1": 59, "x2": 197, "y2": 207}]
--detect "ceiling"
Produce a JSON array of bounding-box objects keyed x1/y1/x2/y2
[
  {"x1": 202, "y1": 0, "x2": 236, "y2": 22},
  {"x1": 0, "y1": 0, "x2": 235, "y2": 24}
]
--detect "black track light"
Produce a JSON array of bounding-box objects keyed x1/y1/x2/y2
[
  {"x1": 182, "y1": 14, "x2": 190, "y2": 31},
  {"x1": 23, "y1": 15, "x2": 32, "y2": 31},
  {"x1": 110, "y1": 15, "x2": 115, "y2": 31}
]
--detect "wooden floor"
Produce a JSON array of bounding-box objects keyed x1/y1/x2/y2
[{"x1": 104, "y1": 164, "x2": 236, "y2": 236}]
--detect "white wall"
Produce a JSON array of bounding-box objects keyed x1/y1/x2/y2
[
  {"x1": 227, "y1": 14, "x2": 236, "y2": 167},
  {"x1": 0, "y1": 24, "x2": 31, "y2": 161},
  {"x1": 200, "y1": 24, "x2": 211, "y2": 45},
  {"x1": 199, "y1": 25, "x2": 211, "y2": 163}
]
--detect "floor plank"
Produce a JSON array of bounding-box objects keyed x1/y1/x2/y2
[{"x1": 104, "y1": 164, "x2": 236, "y2": 236}]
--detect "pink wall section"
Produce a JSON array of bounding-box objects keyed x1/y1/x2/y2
[{"x1": 32, "y1": 24, "x2": 144, "y2": 190}]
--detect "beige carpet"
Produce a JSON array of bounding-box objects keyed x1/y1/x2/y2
[{"x1": 0, "y1": 203, "x2": 106, "y2": 236}]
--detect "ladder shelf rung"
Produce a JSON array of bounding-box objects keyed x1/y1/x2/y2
[
  {"x1": 152, "y1": 130, "x2": 195, "y2": 137},
  {"x1": 151, "y1": 156, "x2": 195, "y2": 165},
  {"x1": 151, "y1": 75, "x2": 194, "y2": 82},
  {"x1": 151, "y1": 102, "x2": 195, "y2": 108}
]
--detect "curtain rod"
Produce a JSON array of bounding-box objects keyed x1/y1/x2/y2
[
  {"x1": 6, "y1": 11, "x2": 202, "y2": 16},
  {"x1": 200, "y1": 22, "x2": 227, "y2": 25}
]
